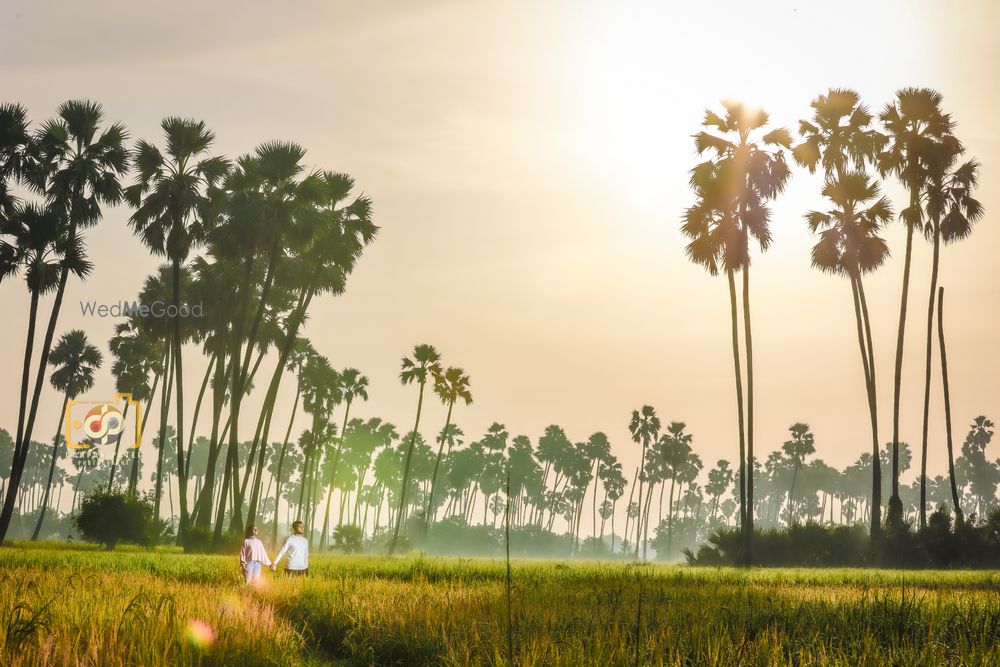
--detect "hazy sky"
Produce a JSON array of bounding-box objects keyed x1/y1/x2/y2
[{"x1": 1, "y1": 0, "x2": 998, "y2": 485}]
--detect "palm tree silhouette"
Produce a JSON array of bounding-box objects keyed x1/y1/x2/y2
[
  {"x1": 879, "y1": 88, "x2": 952, "y2": 522},
  {"x1": 628, "y1": 405, "x2": 660, "y2": 560},
  {"x1": 682, "y1": 100, "x2": 791, "y2": 561},
  {"x1": 805, "y1": 171, "x2": 892, "y2": 535},
  {"x1": 125, "y1": 117, "x2": 228, "y2": 545},
  {"x1": 0, "y1": 202, "x2": 91, "y2": 540},
  {"x1": 31, "y1": 330, "x2": 101, "y2": 539},
  {"x1": 916, "y1": 139, "x2": 982, "y2": 528},
  {"x1": 389, "y1": 344, "x2": 441, "y2": 554},
  {"x1": 425, "y1": 366, "x2": 473, "y2": 526},
  {"x1": 780, "y1": 423, "x2": 816, "y2": 525},
  {"x1": 1, "y1": 101, "x2": 126, "y2": 542},
  {"x1": 108, "y1": 320, "x2": 161, "y2": 495}
]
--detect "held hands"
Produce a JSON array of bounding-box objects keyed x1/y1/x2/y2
[{"x1": 270, "y1": 564, "x2": 277, "y2": 572}]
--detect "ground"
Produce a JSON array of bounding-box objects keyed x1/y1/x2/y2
[{"x1": 0, "y1": 543, "x2": 998, "y2": 665}]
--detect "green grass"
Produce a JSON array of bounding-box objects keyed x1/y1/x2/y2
[{"x1": 1, "y1": 542, "x2": 998, "y2": 665}]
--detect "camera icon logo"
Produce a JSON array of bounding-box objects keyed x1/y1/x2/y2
[{"x1": 66, "y1": 393, "x2": 142, "y2": 450}]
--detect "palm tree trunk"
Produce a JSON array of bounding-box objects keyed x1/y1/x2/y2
[
  {"x1": 937, "y1": 287, "x2": 963, "y2": 525},
  {"x1": 424, "y1": 400, "x2": 454, "y2": 526},
  {"x1": 891, "y1": 205, "x2": 917, "y2": 506},
  {"x1": 170, "y1": 258, "x2": 190, "y2": 546},
  {"x1": 183, "y1": 353, "x2": 215, "y2": 478},
  {"x1": 389, "y1": 383, "x2": 426, "y2": 555},
  {"x1": 919, "y1": 228, "x2": 942, "y2": 529},
  {"x1": 154, "y1": 348, "x2": 174, "y2": 519},
  {"x1": 0, "y1": 289, "x2": 42, "y2": 543},
  {"x1": 129, "y1": 363, "x2": 163, "y2": 495},
  {"x1": 270, "y1": 382, "x2": 300, "y2": 545},
  {"x1": 741, "y1": 268, "x2": 755, "y2": 562},
  {"x1": 107, "y1": 402, "x2": 132, "y2": 492},
  {"x1": 31, "y1": 394, "x2": 70, "y2": 540},
  {"x1": 634, "y1": 441, "x2": 647, "y2": 560},
  {"x1": 727, "y1": 269, "x2": 747, "y2": 532},
  {"x1": 850, "y1": 274, "x2": 880, "y2": 538},
  {"x1": 857, "y1": 276, "x2": 882, "y2": 534}
]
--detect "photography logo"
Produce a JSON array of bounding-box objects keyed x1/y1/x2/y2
[{"x1": 66, "y1": 393, "x2": 142, "y2": 450}]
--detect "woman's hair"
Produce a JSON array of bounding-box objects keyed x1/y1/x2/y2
[{"x1": 245, "y1": 524, "x2": 257, "y2": 538}]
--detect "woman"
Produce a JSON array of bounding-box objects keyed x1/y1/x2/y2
[{"x1": 239, "y1": 524, "x2": 271, "y2": 584}]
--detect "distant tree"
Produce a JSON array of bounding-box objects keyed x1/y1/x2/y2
[
  {"x1": 389, "y1": 344, "x2": 441, "y2": 554},
  {"x1": 628, "y1": 405, "x2": 660, "y2": 560},
  {"x1": 781, "y1": 423, "x2": 816, "y2": 524},
  {"x1": 32, "y1": 330, "x2": 101, "y2": 540},
  {"x1": 74, "y1": 491, "x2": 160, "y2": 550},
  {"x1": 426, "y1": 366, "x2": 472, "y2": 525}
]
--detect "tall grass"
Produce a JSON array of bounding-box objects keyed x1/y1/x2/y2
[{"x1": 1, "y1": 542, "x2": 998, "y2": 665}]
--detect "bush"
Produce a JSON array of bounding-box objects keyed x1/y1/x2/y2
[
  {"x1": 333, "y1": 524, "x2": 364, "y2": 553},
  {"x1": 686, "y1": 512, "x2": 1000, "y2": 568},
  {"x1": 73, "y1": 492, "x2": 163, "y2": 550}
]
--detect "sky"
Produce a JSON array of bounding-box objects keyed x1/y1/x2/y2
[{"x1": 1, "y1": 0, "x2": 998, "y2": 490}]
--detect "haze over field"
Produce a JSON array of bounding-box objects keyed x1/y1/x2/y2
[{"x1": 1, "y1": 0, "x2": 998, "y2": 482}]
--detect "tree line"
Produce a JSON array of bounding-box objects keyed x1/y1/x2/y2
[
  {"x1": 682, "y1": 88, "x2": 983, "y2": 561},
  {"x1": 0, "y1": 88, "x2": 994, "y2": 561}
]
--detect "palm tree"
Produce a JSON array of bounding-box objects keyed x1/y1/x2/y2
[
  {"x1": 425, "y1": 366, "x2": 472, "y2": 525},
  {"x1": 1, "y1": 101, "x2": 126, "y2": 543},
  {"x1": 917, "y1": 141, "x2": 982, "y2": 527},
  {"x1": 125, "y1": 117, "x2": 229, "y2": 545},
  {"x1": 17, "y1": 101, "x2": 128, "y2": 499},
  {"x1": 805, "y1": 171, "x2": 892, "y2": 535},
  {"x1": 31, "y1": 330, "x2": 101, "y2": 539},
  {"x1": 879, "y1": 89, "x2": 952, "y2": 522},
  {"x1": 0, "y1": 202, "x2": 91, "y2": 541},
  {"x1": 389, "y1": 344, "x2": 441, "y2": 554},
  {"x1": 682, "y1": 101, "x2": 791, "y2": 561},
  {"x1": 628, "y1": 405, "x2": 660, "y2": 560},
  {"x1": 314, "y1": 367, "x2": 369, "y2": 542},
  {"x1": 780, "y1": 423, "x2": 816, "y2": 525},
  {"x1": 108, "y1": 320, "x2": 161, "y2": 495}
]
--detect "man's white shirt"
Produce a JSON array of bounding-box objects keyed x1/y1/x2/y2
[{"x1": 274, "y1": 534, "x2": 309, "y2": 570}]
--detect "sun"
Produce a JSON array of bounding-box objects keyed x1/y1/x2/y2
[{"x1": 560, "y1": 0, "x2": 926, "y2": 215}]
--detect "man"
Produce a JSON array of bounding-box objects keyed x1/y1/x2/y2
[{"x1": 272, "y1": 520, "x2": 309, "y2": 576}]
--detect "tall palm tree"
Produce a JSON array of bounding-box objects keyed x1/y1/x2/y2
[
  {"x1": 780, "y1": 423, "x2": 815, "y2": 525},
  {"x1": 682, "y1": 100, "x2": 791, "y2": 561},
  {"x1": 125, "y1": 118, "x2": 229, "y2": 545},
  {"x1": 0, "y1": 203, "x2": 91, "y2": 541},
  {"x1": 16, "y1": 101, "x2": 128, "y2": 502},
  {"x1": 31, "y1": 330, "x2": 101, "y2": 539},
  {"x1": 916, "y1": 141, "x2": 982, "y2": 528},
  {"x1": 879, "y1": 89, "x2": 952, "y2": 520},
  {"x1": 389, "y1": 344, "x2": 441, "y2": 554},
  {"x1": 805, "y1": 171, "x2": 892, "y2": 535},
  {"x1": 425, "y1": 366, "x2": 473, "y2": 524},
  {"x1": 628, "y1": 405, "x2": 660, "y2": 560},
  {"x1": 795, "y1": 89, "x2": 888, "y2": 529}
]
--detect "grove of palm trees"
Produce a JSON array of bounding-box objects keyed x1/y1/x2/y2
[
  {"x1": 2, "y1": 2, "x2": 1000, "y2": 664},
  {"x1": 1, "y1": 88, "x2": 996, "y2": 570}
]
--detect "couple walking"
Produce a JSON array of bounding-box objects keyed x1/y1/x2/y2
[{"x1": 240, "y1": 520, "x2": 309, "y2": 584}]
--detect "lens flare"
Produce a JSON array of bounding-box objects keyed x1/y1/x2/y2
[{"x1": 185, "y1": 618, "x2": 215, "y2": 649}]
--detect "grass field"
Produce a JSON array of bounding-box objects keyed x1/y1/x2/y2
[{"x1": 1, "y1": 543, "x2": 998, "y2": 666}]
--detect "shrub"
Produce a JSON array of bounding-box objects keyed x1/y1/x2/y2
[
  {"x1": 73, "y1": 492, "x2": 163, "y2": 550},
  {"x1": 333, "y1": 524, "x2": 364, "y2": 553}
]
